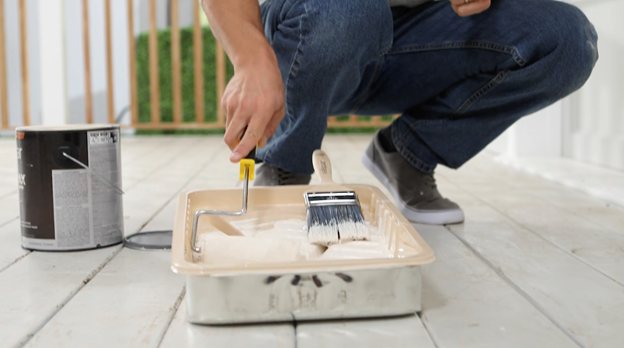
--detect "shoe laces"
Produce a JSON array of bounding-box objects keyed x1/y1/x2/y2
[
  {"x1": 274, "y1": 166, "x2": 300, "y2": 185},
  {"x1": 422, "y1": 172, "x2": 437, "y2": 190}
]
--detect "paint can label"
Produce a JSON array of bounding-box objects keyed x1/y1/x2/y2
[{"x1": 18, "y1": 127, "x2": 124, "y2": 250}]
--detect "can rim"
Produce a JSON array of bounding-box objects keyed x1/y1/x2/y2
[{"x1": 15, "y1": 124, "x2": 119, "y2": 132}]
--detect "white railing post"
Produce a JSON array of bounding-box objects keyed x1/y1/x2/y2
[{"x1": 37, "y1": 0, "x2": 66, "y2": 125}]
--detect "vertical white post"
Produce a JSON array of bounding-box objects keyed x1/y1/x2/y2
[
  {"x1": 487, "y1": 101, "x2": 564, "y2": 158},
  {"x1": 38, "y1": 0, "x2": 66, "y2": 125},
  {"x1": 508, "y1": 102, "x2": 563, "y2": 158}
]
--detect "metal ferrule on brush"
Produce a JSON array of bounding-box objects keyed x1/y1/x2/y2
[{"x1": 304, "y1": 191, "x2": 360, "y2": 207}]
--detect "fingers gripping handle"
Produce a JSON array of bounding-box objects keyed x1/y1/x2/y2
[{"x1": 312, "y1": 150, "x2": 335, "y2": 185}]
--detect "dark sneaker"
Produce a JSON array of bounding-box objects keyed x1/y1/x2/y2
[
  {"x1": 254, "y1": 162, "x2": 312, "y2": 186},
  {"x1": 361, "y1": 131, "x2": 464, "y2": 224}
]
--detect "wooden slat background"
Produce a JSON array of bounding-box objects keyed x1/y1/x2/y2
[
  {"x1": 127, "y1": 0, "x2": 139, "y2": 126},
  {"x1": 170, "y1": 0, "x2": 182, "y2": 125},
  {"x1": 0, "y1": 0, "x2": 8, "y2": 129},
  {"x1": 148, "y1": 0, "x2": 161, "y2": 125},
  {"x1": 82, "y1": 0, "x2": 93, "y2": 124},
  {"x1": 105, "y1": 0, "x2": 115, "y2": 124},
  {"x1": 18, "y1": 0, "x2": 29, "y2": 126},
  {"x1": 193, "y1": 0, "x2": 204, "y2": 124},
  {"x1": 0, "y1": 0, "x2": 392, "y2": 131}
]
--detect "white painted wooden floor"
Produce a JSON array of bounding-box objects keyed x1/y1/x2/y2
[{"x1": 1, "y1": 135, "x2": 623, "y2": 348}]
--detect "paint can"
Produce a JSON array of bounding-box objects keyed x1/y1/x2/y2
[{"x1": 16, "y1": 125, "x2": 124, "y2": 251}]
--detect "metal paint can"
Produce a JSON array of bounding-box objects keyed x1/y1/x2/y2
[{"x1": 16, "y1": 125, "x2": 124, "y2": 251}]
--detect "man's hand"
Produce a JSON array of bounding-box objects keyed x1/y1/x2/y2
[
  {"x1": 450, "y1": 0, "x2": 491, "y2": 17},
  {"x1": 201, "y1": 0, "x2": 285, "y2": 163},
  {"x1": 222, "y1": 47, "x2": 285, "y2": 163}
]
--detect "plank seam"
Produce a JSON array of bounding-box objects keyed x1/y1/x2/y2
[
  {"x1": 0, "y1": 216, "x2": 18, "y2": 229},
  {"x1": 137, "y1": 144, "x2": 226, "y2": 233},
  {"x1": 439, "y1": 166, "x2": 624, "y2": 289},
  {"x1": 416, "y1": 312, "x2": 440, "y2": 348},
  {"x1": 155, "y1": 286, "x2": 186, "y2": 348},
  {"x1": 477, "y1": 155, "x2": 624, "y2": 234},
  {"x1": 0, "y1": 250, "x2": 31, "y2": 274},
  {"x1": 473, "y1": 196, "x2": 624, "y2": 290},
  {"x1": 443, "y1": 226, "x2": 589, "y2": 348},
  {"x1": 15, "y1": 140, "x2": 224, "y2": 348},
  {"x1": 121, "y1": 137, "x2": 173, "y2": 162},
  {"x1": 124, "y1": 138, "x2": 206, "y2": 191},
  {"x1": 14, "y1": 245, "x2": 124, "y2": 348}
]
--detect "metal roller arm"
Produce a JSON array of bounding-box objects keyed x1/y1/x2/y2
[{"x1": 190, "y1": 166, "x2": 250, "y2": 253}]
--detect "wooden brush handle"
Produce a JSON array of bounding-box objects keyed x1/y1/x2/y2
[{"x1": 312, "y1": 150, "x2": 335, "y2": 185}]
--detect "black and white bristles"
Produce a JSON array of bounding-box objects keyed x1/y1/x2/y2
[{"x1": 305, "y1": 191, "x2": 370, "y2": 246}]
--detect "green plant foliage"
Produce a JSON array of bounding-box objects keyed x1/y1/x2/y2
[
  {"x1": 135, "y1": 26, "x2": 234, "y2": 124},
  {"x1": 134, "y1": 26, "x2": 394, "y2": 135}
]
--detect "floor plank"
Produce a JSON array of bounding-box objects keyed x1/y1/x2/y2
[
  {"x1": 0, "y1": 137, "x2": 223, "y2": 347},
  {"x1": 441, "y1": 193, "x2": 624, "y2": 348},
  {"x1": 452, "y1": 155, "x2": 624, "y2": 235},
  {"x1": 22, "y1": 139, "x2": 235, "y2": 348},
  {"x1": 417, "y1": 224, "x2": 579, "y2": 348},
  {"x1": 496, "y1": 155, "x2": 624, "y2": 207},
  {"x1": 296, "y1": 315, "x2": 435, "y2": 348},
  {"x1": 0, "y1": 139, "x2": 18, "y2": 198},
  {"x1": 22, "y1": 249, "x2": 185, "y2": 348},
  {"x1": 436, "y1": 157, "x2": 624, "y2": 285},
  {"x1": 0, "y1": 192, "x2": 19, "y2": 226},
  {"x1": 0, "y1": 220, "x2": 30, "y2": 272},
  {"x1": 0, "y1": 246, "x2": 122, "y2": 348}
]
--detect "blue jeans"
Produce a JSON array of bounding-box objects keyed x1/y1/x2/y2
[{"x1": 257, "y1": 0, "x2": 598, "y2": 175}]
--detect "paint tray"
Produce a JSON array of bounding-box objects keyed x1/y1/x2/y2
[{"x1": 171, "y1": 184, "x2": 435, "y2": 324}]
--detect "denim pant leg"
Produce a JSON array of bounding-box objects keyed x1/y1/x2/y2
[
  {"x1": 355, "y1": 0, "x2": 598, "y2": 173},
  {"x1": 257, "y1": 0, "x2": 393, "y2": 175}
]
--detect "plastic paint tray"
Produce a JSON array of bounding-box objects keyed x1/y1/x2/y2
[{"x1": 171, "y1": 184, "x2": 435, "y2": 324}]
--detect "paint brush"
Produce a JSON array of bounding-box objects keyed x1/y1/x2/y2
[{"x1": 304, "y1": 150, "x2": 370, "y2": 246}]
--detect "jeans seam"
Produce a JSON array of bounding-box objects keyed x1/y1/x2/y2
[
  {"x1": 350, "y1": 33, "x2": 393, "y2": 114},
  {"x1": 397, "y1": 117, "x2": 446, "y2": 146},
  {"x1": 349, "y1": 57, "x2": 384, "y2": 115},
  {"x1": 380, "y1": 38, "x2": 393, "y2": 57},
  {"x1": 455, "y1": 70, "x2": 509, "y2": 114},
  {"x1": 388, "y1": 41, "x2": 526, "y2": 66},
  {"x1": 399, "y1": 142, "x2": 435, "y2": 173},
  {"x1": 264, "y1": 2, "x2": 307, "y2": 162},
  {"x1": 393, "y1": 118, "x2": 447, "y2": 173}
]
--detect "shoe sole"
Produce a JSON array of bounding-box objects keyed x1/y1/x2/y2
[{"x1": 361, "y1": 152, "x2": 465, "y2": 225}]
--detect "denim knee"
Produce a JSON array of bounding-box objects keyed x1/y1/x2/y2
[
  {"x1": 292, "y1": 0, "x2": 393, "y2": 64},
  {"x1": 537, "y1": 1, "x2": 599, "y2": 95}
]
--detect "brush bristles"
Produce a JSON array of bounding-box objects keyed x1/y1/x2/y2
[{"x1": 307, "y1": 204, "x2": 370, "y2": 246}]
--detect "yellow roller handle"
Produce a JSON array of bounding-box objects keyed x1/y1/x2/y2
[{"x1": 239, "y1": 145, "x2": 257, "y2": 181}]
